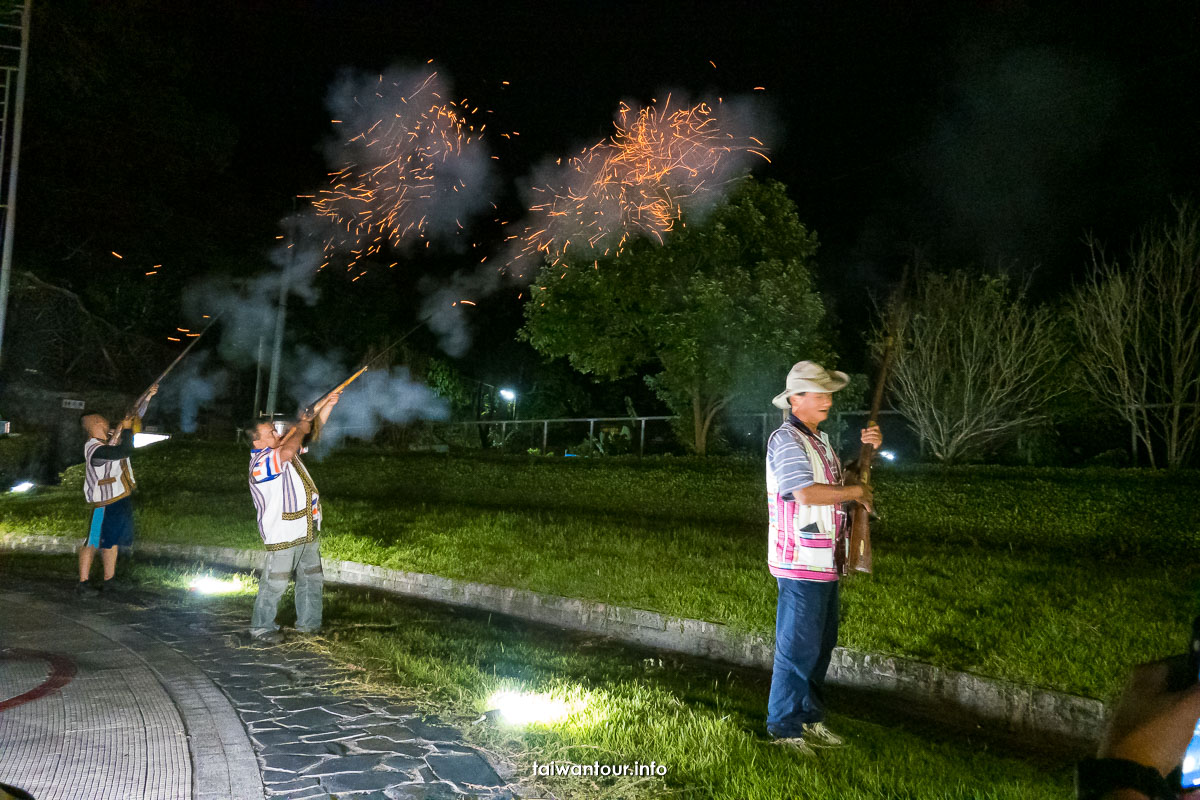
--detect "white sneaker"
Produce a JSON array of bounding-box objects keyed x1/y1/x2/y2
[
  {"x1": 771, "y1": 736, "x2": 816, "y2": 756},
  {"x1": 802, "y1": 722, "x2": 845, "y2": 747}
]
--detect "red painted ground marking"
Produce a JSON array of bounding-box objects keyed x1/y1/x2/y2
[{"x1": 0, "y1": 648, "x2": 77, "y2": 712}]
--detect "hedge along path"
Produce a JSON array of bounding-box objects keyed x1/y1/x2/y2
[{"x1": 0, "y1": 533, "x2": 1105, "y2": 751}]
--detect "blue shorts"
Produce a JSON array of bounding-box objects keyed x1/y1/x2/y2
[{"x1": 86, "y1": 496, "x2": 134, "y2": 550}]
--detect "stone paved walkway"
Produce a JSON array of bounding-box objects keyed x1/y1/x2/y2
[{"x1": 0, "y1": 576, "x2": 523, "y2": 800}]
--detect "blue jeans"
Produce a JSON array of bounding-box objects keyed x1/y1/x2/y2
[
  {"x1": 250, "y1": 539, "x2": 324, "y2": 635},
  {"x1": 766, "y1": 577, "x2": 840, "y2": 737}
]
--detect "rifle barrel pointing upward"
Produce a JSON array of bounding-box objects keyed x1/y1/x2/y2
[
  {"x1": 153, "y1": 312, "x2": 224, "y2": 387},
  {"x1": 301, "y1": 317, "x2": 433, "y2": 415}
]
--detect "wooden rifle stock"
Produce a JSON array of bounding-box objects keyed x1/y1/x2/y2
[
  {"x1": 304, "y1": 365, "x2": 368, "y2": 418},
  {"x1": 846, "y1": 336, "x2": 897, "y2": 574}
]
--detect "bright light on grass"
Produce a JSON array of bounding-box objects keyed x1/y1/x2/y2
[
  {"x1": 487, "y1": 687, "x2": 596, "y2": 727},
  {"x1": 879, "y1": 450, "x2": 896, "y2": 461},
  {"x1": 9, "y1": 481, "x2": 34, "y2": 493},
  {"x1": 189, "y1": 575, "x2": 248, "y2": 595}
]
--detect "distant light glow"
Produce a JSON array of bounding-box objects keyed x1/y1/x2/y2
[
  {"x1": 189, "y1": 576, "x2": 244, "y2": 595},
  {"x1": 499, "y1": 389, "x2": 516, "y2": 402},
  {"x1": 879, "y1": 450, "x2": 896, "y2": 461},
  {"x1": 9, "y1": 481, "x2": 34, "y2": 493},
  {"x1": 133, "y1": 432, "x2": 171, "y2": 448},
  {"x1": 487, "y1": 689, "x2": 573, "y2": 726}
]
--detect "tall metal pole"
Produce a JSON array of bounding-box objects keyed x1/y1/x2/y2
[
  {"x1": 251, "y1": 331, "x2": 265, "y2": 418},
  {"x1": 264, "y1": 242, "x2": 291, "y2": 418},
  {"x1": 264, "y1": 200, "x2": 300, "y2": 418},
  {"x1": 0, "y1": 0, "x2": 31, "y2": 366}
]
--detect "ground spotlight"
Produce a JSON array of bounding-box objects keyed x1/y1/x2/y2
[
  {"x1": 879, "y1": 450, "x2": 896, "y2": 461},
  {"x1": 188, "y1": 575, "x2": 245, "y2": 595},
  {"x1": 499, "y1": 388, "x2": 516, "y2": 402},
  {"x1": 9, "y1": 481, "x2": 33, "y2": 493},
  {"x1": 486, "y1": 689, "x2": 573, "y2": 726}
]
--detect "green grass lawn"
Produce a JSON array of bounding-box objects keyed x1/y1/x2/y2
[
  {"x1": 2, "y1": 439, "x2": 1197, "y2": 699},
  {"x1": 3, "y1": 553, "x2": 1076, "y2": 800}
]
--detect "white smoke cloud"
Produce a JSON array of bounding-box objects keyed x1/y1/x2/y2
[
  {"x1": 417, "y1": 267, "x2": 504, "y2": 358},
  {"x1": 315, "y1": 65, "x2": 496, "y2": 273},
  {"x1": 150, "y1": 351, "x2": 228, "y2": 434},
  {"x1": 283, "y1": 348, "x2": 449, "y2": 456}
]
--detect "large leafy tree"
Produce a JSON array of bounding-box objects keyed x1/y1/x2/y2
[{"x1": 521, "y1": 178, "x2": 829, "y2": 454}]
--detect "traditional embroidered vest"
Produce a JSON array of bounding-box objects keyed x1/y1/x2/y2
[
  {"x1": 248, "y1": 448, "x2": 321, "y2": 551},
  {"x1": 766, "y1": 424, "x2": 845, "y2": 581},
  {"x1": 83, "y1": 437, "x2": 135, "y2": 507}
]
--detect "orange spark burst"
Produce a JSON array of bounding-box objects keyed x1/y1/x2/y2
[
  {"x1": 515, "y1": 94, "x2": 770, "y2": 269},
  {"x1": 313, "y1": 68, "x2": 491, "y2": 274}
]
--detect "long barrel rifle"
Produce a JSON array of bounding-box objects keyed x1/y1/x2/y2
[
  {"x1": 300, "y1": 319, "x2": 428, "y2": 420},
  {"x1": 107, "y1": 314, "x2": 224, "y2": 445},
  {"x1": 844, "y1": 336, "x2": 898, "y2": 575}
]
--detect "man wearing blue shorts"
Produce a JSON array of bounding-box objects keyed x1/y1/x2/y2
[{"x1": 78, "y1": 392, "x2": 154, "y2": 594}]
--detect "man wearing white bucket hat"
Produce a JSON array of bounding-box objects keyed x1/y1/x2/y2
[{"x1": 765, "y1": 360, "x2": 882, "y2": 752}]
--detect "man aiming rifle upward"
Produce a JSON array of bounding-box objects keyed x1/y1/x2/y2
[
  {"x1": 245, "y1": 391, "x2": 341, "y2": 644},
  {"x1": 74, "y1": 314, "x2": 220, "y2": 594},
  {"x1": 76, "y1": 386, "x2": 158, "y2": 595}
]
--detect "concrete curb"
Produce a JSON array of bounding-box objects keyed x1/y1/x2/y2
[{"x1": 3, "y1": 532, "x2": 1105, "y2": 747}]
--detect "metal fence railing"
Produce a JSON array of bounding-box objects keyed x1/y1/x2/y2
[{"x1": 427, "y1": 409, "x2": 908, "y2": 456}]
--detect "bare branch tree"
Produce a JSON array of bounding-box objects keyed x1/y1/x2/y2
[
  {"x1": 1070, "y1": 201, "x2": 1200, "y2": 468},
  {"x1": 882, "y1": 270, "x2": 1066, "y2": 463},
  {"x1": 4, "y1": 270, "x2": 167, "y2": 390}
]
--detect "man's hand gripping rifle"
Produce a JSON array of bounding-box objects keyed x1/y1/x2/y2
[{"x1": 843, "y1": 335, "x2": 896, "y2": 575}]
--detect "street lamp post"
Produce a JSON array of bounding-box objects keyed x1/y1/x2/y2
[{"x1": 499, "y1": 388, "x2": 517, "y2": 420}]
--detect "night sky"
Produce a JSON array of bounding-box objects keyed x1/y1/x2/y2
[{"x1": 15, "y1": 0, "x2": 1200, "y2": 399}]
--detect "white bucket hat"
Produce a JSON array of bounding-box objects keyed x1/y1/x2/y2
[{"x1": 771, "y1": 361, "x2": 850, "y2": 409}]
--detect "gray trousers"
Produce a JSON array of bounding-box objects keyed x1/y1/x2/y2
[{"x1": 250, "y1": 539, "x2": 323, "y2": 635}]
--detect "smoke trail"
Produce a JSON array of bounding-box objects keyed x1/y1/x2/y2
[
  {"x1": 417, "y1": 267, "x2": 503, "y2": 358},
  {"x1": 182, "y1": 213, "x2": 326, "y2": 367},
  {"x1": 150, "y1": 352, "x2": 228, "y2": 434},
  {"x1": 284, "y1": 346, "x2": 449, "y2": 456}
]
